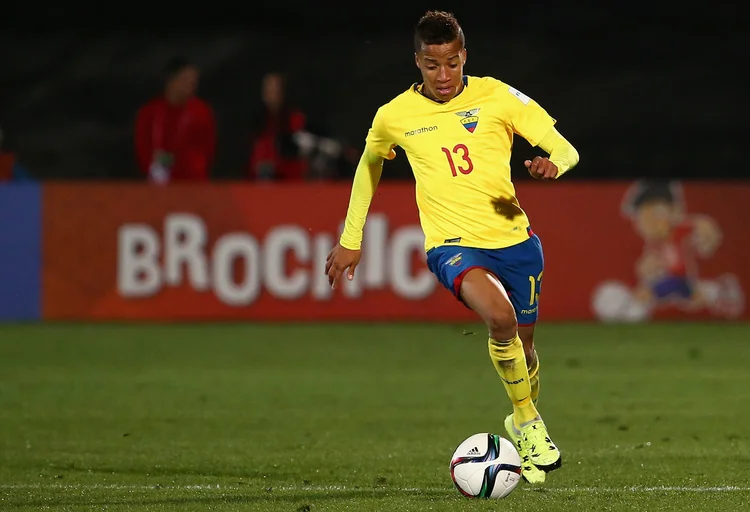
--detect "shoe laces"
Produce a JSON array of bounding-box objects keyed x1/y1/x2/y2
[{"x1": 522, "y1": 422, "x2": 553, "y2": 455}]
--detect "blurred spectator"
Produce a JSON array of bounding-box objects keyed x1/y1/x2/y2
[
  {"x1": 248, "y1": 72, "x2": 357, "y2": 181},
  {"x1": 134, "y1": 57, "x2": 216, "y2": 183},
  {"x1": 303, "y1": 121, "x2": 361, "y2": 180},
  {"x1": 248, "y1": 72, "x2": 308, "y2": 181},
  {"x1": 0, "y1": 125, "x2": 33, "y2": 182}
]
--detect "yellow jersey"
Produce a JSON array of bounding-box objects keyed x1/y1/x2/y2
[{"x1": 365, "y1": 75, "x2": 557, "y2": 252}]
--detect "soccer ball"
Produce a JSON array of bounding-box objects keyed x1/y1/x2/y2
[
  {"x1": 591, "y1": 280, "x2": 650, "y2": 322},
  {"x1": 450, "y1": 433, "x2": 522, "y2": 499}
]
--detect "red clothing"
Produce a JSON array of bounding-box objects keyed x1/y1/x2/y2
[
  {"x1": 248, "y1": 107, "x2": 308, "y2": 180},
  {"x1": 135, "y1": 96, "x2": 216, "y2": 181},
  {"x1": 0, "y1": 153, "x2": 14, "y2": 181},
  {"x1": 643, "y1": 222, "x2": 695, "y2": 277}
]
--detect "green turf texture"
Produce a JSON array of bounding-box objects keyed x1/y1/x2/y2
[{"x1": 1, "y1": 322, "x2": 748, "y2": 511}]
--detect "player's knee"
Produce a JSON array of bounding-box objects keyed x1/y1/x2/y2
[{"x1": 486, "y1": 308, "x2": 518, "y2": 341}]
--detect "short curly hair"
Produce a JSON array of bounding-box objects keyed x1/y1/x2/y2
[{"x1": 414, "y1": 10, "x2": 465, "y2": 53}]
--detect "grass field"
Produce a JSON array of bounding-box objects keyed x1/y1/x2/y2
[{"x1": 1, "y1": 322, "x2": 749, "y2": 511}]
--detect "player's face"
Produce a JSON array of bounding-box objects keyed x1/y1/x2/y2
[{"x1": 415, "y1": 39, "x2": 466, "y2": 102}]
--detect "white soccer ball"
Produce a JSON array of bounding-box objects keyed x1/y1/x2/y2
[
  {"x1": 450, "y1": 433, "x2": 522, "y2": 499},
  {"x1": 591, "y1": 280, "x2": 650, "y2": 323}
]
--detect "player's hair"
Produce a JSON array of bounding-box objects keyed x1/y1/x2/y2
[{"x1": 414, "y1": 10, "x2": 465, "y2": 53}]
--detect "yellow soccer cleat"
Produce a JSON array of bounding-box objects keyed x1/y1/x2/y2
[
  {"x1": 504, "y1": 414, "x2": 546, "y2": 484},
  {"x1": 519, "y1": 418, "x2": 562, "y2": 472}
]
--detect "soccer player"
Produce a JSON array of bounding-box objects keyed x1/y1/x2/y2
[{"x1": 325, "y1": 11, "x2": 579, "y2": 484}]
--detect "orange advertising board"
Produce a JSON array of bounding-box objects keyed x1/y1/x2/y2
[{"x1": 42, "y1": 181, "x2": 750, "y2": 322}]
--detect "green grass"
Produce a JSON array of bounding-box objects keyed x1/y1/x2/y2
[{"x1": 0, "y1": 322, "x2": 749, "y2": 511}]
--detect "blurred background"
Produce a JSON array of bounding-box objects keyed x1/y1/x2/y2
[
  {"x1": 1, "y1": 3, "x2": 746, "y2": 182},
  {"x1": 1, "y1": 2, "x2": 748, "y2": 324}
]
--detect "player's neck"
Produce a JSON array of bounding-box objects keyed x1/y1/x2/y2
[{"x1": 418, "y1": 77, "x2": 466, "y2": 104}]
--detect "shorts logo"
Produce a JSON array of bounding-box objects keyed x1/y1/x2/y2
[{"x1": 446, "y1": 253, "x2": 463, "y2": 266}]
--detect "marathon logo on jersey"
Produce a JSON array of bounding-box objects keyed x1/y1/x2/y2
[
  {"x1": 404, "y1": 126, "x2": 438, "y2": 137},
  {"x1": 455, "y1": 108, "x2": 480, "y2": 133}
]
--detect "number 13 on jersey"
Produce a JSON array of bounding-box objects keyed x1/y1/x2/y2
[{"x1": 442, "y1": 144, "x2": 474, "y2": 177}]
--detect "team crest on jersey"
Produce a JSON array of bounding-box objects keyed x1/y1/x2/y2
[{"x1": 455, "y1": 108, "x2": 480, "y2": 133}]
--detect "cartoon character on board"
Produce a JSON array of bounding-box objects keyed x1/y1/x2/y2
[{"x1": 592, "y1": 181, "x2": 744, "y2": 322}]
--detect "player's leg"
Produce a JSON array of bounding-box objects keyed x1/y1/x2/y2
[
  {"x1": 507, "y1": 231, "x2": 544, "y2": 405},
  {"x1": 518, "y1": 325, "x2": 540, "y2": 405},
  {"x1": 458, "y1": 269, "x2": 539, "y2": 424},
  {"x1": 491, "y1": 233, "x2": 561, "y2": 473},
  {"x1": 426, "y1": 246, "x2": 557, "y2": 479},
  {"x1": 427, "y1": 246, "x2": 546, "y2": 483},
  {"x1": 458, "y1": 268, "x2": 549, "y2": 484}
]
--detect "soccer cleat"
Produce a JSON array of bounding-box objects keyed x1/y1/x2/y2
[
  {"x1": 519, "y1": 419, "x2": 562, "y2": 472},
  {"x1": 504, "y1": 414, "x2": 546, "y2": 484}
]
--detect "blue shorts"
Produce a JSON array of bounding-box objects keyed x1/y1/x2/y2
[{"x1": 426, "y1": 230, "x2": 544, "y2": 326}]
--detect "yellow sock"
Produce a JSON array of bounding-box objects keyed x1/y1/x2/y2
[
  {"x1": 528, "y1": 350, "x2": 540, "y2": 406},
  {"x1": 488, "y1": 334, "x2": 539, "y2": 426}
]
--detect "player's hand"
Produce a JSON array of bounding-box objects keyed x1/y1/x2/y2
[
  {"x1": 325, "y1": 243, "x2": 362, "y2": 289},
  {"x1": 525, "y1": 156, "x2": 558, "y2": 180}
]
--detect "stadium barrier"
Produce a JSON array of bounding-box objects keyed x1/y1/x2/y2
[{"x1": 1, "y1": 181, "x2": 748, "y2": 322}]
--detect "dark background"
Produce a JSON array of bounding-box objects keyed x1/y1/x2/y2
[{"x1": 1, "y1": 3, "x2": 747, "y2": 181}]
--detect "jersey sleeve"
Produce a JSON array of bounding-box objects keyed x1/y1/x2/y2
[
  {"x1": 501, "y1": 84, "x2": 557, "y2": 147},
  {"x1": 364, "y1": 106, "x2": 396, "y2": 158},
  {"x1": 537, "y1": 127, "x2": 580, "y2": 177}
]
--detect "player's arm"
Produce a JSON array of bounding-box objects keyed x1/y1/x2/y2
[
  {"x1": 534, "y1": 126, "x2": 580, "y2": 179},
  {"x1": 326, "y1": 107, "x2": 396, "y2": 288},
  {"x1": 502, "y1": 83, "x2": 580, "y2": 180},
  {"x1": 339, "y1": 148, "x2": 390, "y2": 250}
]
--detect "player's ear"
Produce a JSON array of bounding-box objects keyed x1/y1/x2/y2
[
  {"x1": 461, "y1": 48, "x2": 468, "y2": 65},
  {"x1": 414, "y1": 53, "x2": 420, "y2": 68}
]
